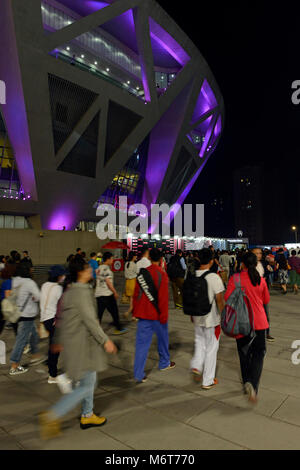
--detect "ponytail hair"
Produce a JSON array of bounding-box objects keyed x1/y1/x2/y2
[
  {"x1": 242, "y1": 252, "x2": 261, "y2": 286},
  {"x1": 126, "y1": 251, "x2": 135, "y2": 269}
]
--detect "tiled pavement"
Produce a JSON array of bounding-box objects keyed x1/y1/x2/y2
[{"x1": 1, "y1": 276, "x2": 300, "y2": 450}]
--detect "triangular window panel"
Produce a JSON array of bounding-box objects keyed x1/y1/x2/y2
[
  {"x1": 58, "y1": 112, "x2": 100, "y2": 178},
  {"x1": 48, "y1": 74, "x2": 98, "y2": 154},
  {"x1": 50, "y1": 8, "x2": 145, "y2": 101},
  {"x1": 190, "y1": 80, "x2": 217, "y2": 125},
  {"x1": 42, "y1": 0, "x2": 110, "y2": 32},
  {"x1": 199, "y1": 116, "x2": 217, "y2": 158},
  {"x1": 98, "y1": 134, "x2": 150, "y2": 207},
  {"x1": 187, "y1": 115, "x2": 213, "y2": 151},
  {"x1": 104, "y1": 101, "x2": 142, "y2": 165}
]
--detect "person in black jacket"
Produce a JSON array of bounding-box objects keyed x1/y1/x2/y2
[{"x1": 167, "y1": 250, "x2": 186, "y2": 308}]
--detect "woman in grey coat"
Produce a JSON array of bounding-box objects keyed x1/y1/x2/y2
[{"x1": 39, "y1": 257, "x2": 117, "y2": 440}]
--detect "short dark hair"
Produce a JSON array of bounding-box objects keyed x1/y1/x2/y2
[
  {"x1": 292, "y1": 250, "x2": 297, "y2": 256},
  {"x1": 150, "y1": 248, "x2": 162, "y2": 262},
  {"x1": 16, "y1": 262, "x2": 32, "y2": 278},
  {"x1": 176, "y1": 249, "x2": 183, "y2": 256},
  {"x1": 69, "y1": 258, "x2": 88, "y2": 283},
  {"x1": 199, "y1": 248, "x2": 213, "y2": 265},
  {"x1": 90, "y1": 252, "x2": 96, "y2": 258},
  {"x1": 23, "y1": 251, "x2": 28, "y2": 255},
  {"x1": 141, "y1": 247, "x2": 149, "y2": 256},
  {"x1": 103, "y1": 252, "x2": 113, "y2": 262},
  {"x1": 76, "y1": 248, "x2": 81, "y2": 253}
]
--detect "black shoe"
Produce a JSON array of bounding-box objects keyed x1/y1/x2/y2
[{"x1": 267, "y1": 335, "x2": 275, "y2": 342}]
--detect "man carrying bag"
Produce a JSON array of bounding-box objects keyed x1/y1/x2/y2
[{"x1": 133, "y1": 248, "x2": 175, "y2": 383}]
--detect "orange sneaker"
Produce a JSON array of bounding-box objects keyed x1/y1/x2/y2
[
  {"x1": 202, "y1": 378, "x2": 219, "y2": 390},
  {"x1": 191, "y1": 368, "x2": 202, "y2": 383}
]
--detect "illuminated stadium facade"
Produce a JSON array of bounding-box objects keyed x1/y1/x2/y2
[{"x1": 0, "y1": 0, "x2": 224, "y2": 230}]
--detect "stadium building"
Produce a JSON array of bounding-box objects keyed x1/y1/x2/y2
[{"x1": 0, "y1": 0, "x2": 224, "y2": 231}]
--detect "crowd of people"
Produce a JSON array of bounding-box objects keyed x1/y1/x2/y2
[{"x1": 0, "y1": 243, "x2": 298, "y2": 439}]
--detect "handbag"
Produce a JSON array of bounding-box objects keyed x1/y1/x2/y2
[{"x1": 1, "y1": 287, "x2": 31, "y2": 323}]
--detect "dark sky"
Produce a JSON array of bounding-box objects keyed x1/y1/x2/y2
[{"x1": 156, "y1": 1, "x2": 300, "y2": 241}]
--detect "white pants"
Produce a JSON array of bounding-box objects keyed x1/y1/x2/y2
[{"x1": 190, "y1": 325, "x2": 220, "y2": 386}]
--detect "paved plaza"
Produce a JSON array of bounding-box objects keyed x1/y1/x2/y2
[{"x1": 1, "y1": 277, "x2": 300, "y2": 450}]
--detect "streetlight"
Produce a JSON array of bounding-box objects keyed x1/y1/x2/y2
[{"x1": 292, "y1": 226, "x2": 298, "y2": 244}]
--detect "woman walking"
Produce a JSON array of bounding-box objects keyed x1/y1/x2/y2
[
  {"x1": 40, "y1": 265, "x2": 70, "y2": 387},
  {"x1": 224, "y1": 252, "x2": 270, "y2": 404},
  {"x1": 39, "y1": 257, "x2": 117, "y2": 439},
  {"x1": 288, "y1": 250, "x2": 300, "y2": 294},
  {"x1": 9, "y1": 263, "x2": 45, "y2": 375},
  {"x1": 276, "y1": 248, "x2": 289, "y2": 294},
  {"x1": 0, "y1": 264, "x2": 18, "y2": 336},
  {"x1": 123, "y1": 251, "x2": 138, "y2": 320}
]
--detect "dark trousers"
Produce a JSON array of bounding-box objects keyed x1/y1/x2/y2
[
  {"x1": 236, "y1": 329, "x2": 267, "y2": 393},
  {"x1": 96, "y1": 295, "x2": 121, "y2": 330},
  {"x1": 264, "y1": 304, "x2": 270, "y2": 336},
  {"x1": 43, "y1": 318, "x2": 59, "y2": 378}
]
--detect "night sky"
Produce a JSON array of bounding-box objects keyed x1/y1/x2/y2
[{"x1": 157, "y1": 1, "x2": 300, "y2": 242}]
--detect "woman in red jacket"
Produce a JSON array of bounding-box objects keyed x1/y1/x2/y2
[{"x1": 224, "y1": 252, "x2": 270, "y2": 403}]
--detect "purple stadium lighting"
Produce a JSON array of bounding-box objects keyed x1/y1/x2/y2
[
  {"x1": 191, "y1": 79, "x2": 217, "y2": 124},
  {"x1": 149, "y1": 17, "x2": 190, "y2": 67}
]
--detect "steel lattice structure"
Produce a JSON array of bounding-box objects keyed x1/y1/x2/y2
[{"x1": 0, "y1": 0, "x2": 224, "y2": 229}]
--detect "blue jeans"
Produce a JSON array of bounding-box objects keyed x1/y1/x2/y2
[
  {"x1": 10, "y1": 320, "x2": 39, "y2": 363},
  {"x1": 134, "y1": 319, "x2": 170, "y2": 381},
  {"x1": 50, "y1": 371, "x2": 97, "y2": 418}
]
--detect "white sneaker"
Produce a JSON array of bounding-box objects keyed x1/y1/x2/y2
[
  {"x1": 48, "y1": 376, "x2": 58, "y2": 384},
  {"x1": 56, "y1": 373, "x2": 72, "y2": 394},
  {"x1": 9, "y1": 366, "x2": 28, "y2": 376}
]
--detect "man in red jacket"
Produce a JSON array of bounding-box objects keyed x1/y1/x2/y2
[{"x1": 133, "y1": 248, "x2": 175, "y2": 383}]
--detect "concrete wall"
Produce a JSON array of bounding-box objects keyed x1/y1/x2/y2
[{"x1": 0, "y1": 229, "x2": 112, "y2": 264}]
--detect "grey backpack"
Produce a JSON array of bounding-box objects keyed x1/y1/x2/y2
[{"x1": 221, "y1": 274, "x2": 255, "y2": 339}]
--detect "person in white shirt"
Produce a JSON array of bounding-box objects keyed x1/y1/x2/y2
[
  {"x1": 123, "y1": 252, "x2": 138, "y2": 320},
  {"x1": 136, "y1": 247, "x2": 151, "y2": 274},
  {"x1": 9, "y1": 263, "x2": 44, "y2": 375},
  {"x1": 190, "y1": 248, "x2": 225, "y2": 390},
  {"x1": 41, "y1": 265, "x2": 70, "y2": 387},
  {"x1": 95, "y1": 252, "x2": 127, "y2": 335}
]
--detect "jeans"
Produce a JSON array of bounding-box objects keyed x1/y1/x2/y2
[
  {"x1": 44, "y1": 318, "x2": 59, "y2": 378},
  {"x1": 50, "y1": 371, "x2": 97, "y2": 418},
  {"x1": 10, "y1": 319, "x2": 39, "y2": 363},
  {"x1": 134, "y1": 319, "x2": 170, "y2": 381},
  {"x1": 236, "y1": 329, "x2": 267, "y2": 393},
  {"x1": 97, "y1": 295, "x2": 121, "y2": 330}
]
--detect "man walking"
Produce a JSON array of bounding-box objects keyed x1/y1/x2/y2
[
  {"x1": 219, "y1": 250, "x2": 231, "y2": 282},
  {"x1": 95, "y1": 252, "x2": 127, "y2": 335},
  {"x1": 190, "y1": 249, "x2": 225, "y2": 389},
  {"x1": 167, "y1": 249, "x2": 186, "y2": 308},
  {"x1": 133, "y1": 248, "x2": 175, "y2": 383}
]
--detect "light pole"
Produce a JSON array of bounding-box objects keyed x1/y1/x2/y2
[{"x1": 292, "y1": 226, "x2": 298, "y2": 244}]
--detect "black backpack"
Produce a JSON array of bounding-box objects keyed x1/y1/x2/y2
[
  {"x1": 167, "y1": 256, "x2": 185, "y2": 280},
  {"x1": 182, "y1": 271, "x2": 212, "y2": 316}
]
